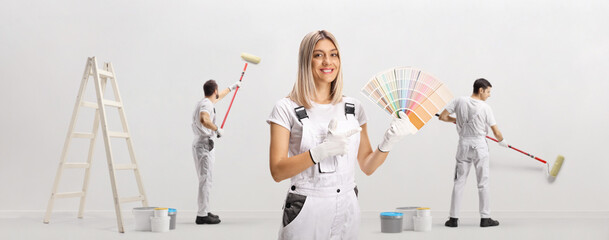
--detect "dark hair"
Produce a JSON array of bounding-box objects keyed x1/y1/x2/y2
[
  {"x1": 203, "y1": 79, "x2": 218, "y2": 97},
  {"x1": 473, "y1": 78, "x2": 492, "y2": 94}
]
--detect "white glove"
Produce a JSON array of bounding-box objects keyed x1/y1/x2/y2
[
  {"x1": 229, "y1": 81, "x2": 242, "y2": 91},
  {"x1": 498, "y1": 139, "x2": 508, "y2": 148},
  {"x1": 216, "y1": 128, "x2": 224, "y2": 138},
  {"x1": 309, "y1": 118, "x2": 362, "y2": 164},
  {"x1": 378, "y1": 111, "x2": 417, "y2": 152}
]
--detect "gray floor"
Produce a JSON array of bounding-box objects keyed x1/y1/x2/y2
[{"x1": 2, "y1": 211, "x2": 608, "y2": 240}]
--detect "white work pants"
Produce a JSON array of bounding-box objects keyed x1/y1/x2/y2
[
  {"x1": 449, "y1": 138, "x2": 491, "y2": 218},
  {"x1": 193, "y1": 136, "x2": 214, "y2": 217},
  {"x1": 279, "y1": 185, "x2": 360, "y2": 240}
]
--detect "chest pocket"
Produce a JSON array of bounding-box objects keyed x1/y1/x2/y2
[{"x1": 295, "y1": 102, "x2": 358, "y2": 174}]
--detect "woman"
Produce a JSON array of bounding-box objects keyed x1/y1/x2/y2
[{"x1": 267, "y1": 30, "x2": 416, "y2": 239}]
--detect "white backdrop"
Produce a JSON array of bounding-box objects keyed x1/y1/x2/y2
[{"x1": 1, "y1": 0, "x2": 608, "y2": 215}]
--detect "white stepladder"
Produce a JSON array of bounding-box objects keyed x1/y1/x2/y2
[{"x1": 43, "y1": 57, "x2": 148, "y2": 233}]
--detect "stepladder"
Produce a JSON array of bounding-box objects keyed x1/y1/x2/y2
[{"x1": 44, "y1": 57, "x2": 148, "y2": 233}]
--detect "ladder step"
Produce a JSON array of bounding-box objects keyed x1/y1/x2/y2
[
  {"x1": 120, "y1": 196, "x2": 145, "y2": 203},
  {"x1": 80, "y1": 101, "x2": 99, "y2": 109},
  {"x1": 97, "y1": 69, "x2": 114, "y2": 78},
  {"x1": 114, "y1": 164, "x2": 137, "y2": 170},
  {"x1": 54, "y1": 192, "x2": 85, "y2": 198},
  {"x1": 72, "y1": 132, "x2": 95, "y2": 139},
  {"x1": 108, "y1": 131, "x2": 129, "y2": 138},
  {"x1": 63, "y1": 163, "x2": 91, "y2": 169},
  {"x1": 81, "y1": 100, "x2": 123, "y2": 108},
  {"x1": 103, "y1": 100, "x2": 123, "y2": 108}
]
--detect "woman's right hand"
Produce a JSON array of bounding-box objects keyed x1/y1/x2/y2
[{"x1": 309, "y1": 118, "x2": 361, "y2": 164}]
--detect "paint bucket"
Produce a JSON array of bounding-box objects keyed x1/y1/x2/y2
[
  {"x1": 414, "y1": 208, "x2": 432, "y2": 232},
  {"x1": 414, "y1": 215, "x2": 432, "y2": 232},
  {"x1": 380, "y1": 212, "x2": 403, "y2": 233},
  {"x1": 150, "y1": 216, "x2": 170, "y2": 233},
  {"x1": 154, "y1": 208, "x2": 168, "y2": 217},
  {"x1": 168, "y1": 208, "x2": 177, "y2": 230},
  {"x1": 133, "y1": 207, "x2": 157, "y2": 231},
  {"x1": 395, "y1": 206, "x2": 420, "y2": 231}
]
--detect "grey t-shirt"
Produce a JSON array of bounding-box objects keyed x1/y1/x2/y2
[{"x1": 192, "y1": 98, "x2": 216, "y2": 137}]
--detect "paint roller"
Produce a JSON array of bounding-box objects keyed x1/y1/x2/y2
[
  {"x1": 434, "y1": 113, "x2": 564, "y2": 178},
  {"x1": 219, "y1": 52, "x2": 261, "y2": 129}
]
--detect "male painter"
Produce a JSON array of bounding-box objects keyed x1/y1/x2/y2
[
  {"x1": 191, "y1": 79, "x2": 241, "y2": 224},
  {"x1": 439, "y1": 78, "x2": 507, "y2": 228}
]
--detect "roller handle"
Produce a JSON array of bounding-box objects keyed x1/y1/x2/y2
[
  {"x1": 434, "y1": 113, "x2": 547, "y2": 164},
  {"x1": 220, "y1": 62, "x2": 248, "y2": 129}
]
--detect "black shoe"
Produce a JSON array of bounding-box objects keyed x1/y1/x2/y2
[
  {"x1": 480, "y1": 218, "x2": 499, "y2": 227},
  {"x1": 196, "y1": 216, "x2": 221, "y2": 224},
  {"x1": 207, "y1": 212, "x2": 219, "y2": 219},
  {"x1": 445, "y1": 217, "x2": 458, "y2": 227}
]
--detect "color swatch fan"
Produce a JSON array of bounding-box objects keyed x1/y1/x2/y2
[{"x1": 361, "y1": 67, "x2": 453, "y2": 131}]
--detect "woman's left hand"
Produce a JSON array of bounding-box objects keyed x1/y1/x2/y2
[{"x1": 378, "y1": 111, "x2": 417, "y2": 152}]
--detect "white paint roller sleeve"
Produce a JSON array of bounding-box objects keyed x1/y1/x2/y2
[{"x1": 241, "y1": 52, "x2": 261, "y2": 64}]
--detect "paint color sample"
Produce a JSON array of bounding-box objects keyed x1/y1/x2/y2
[{"x1": 361, "y1": 67, "x2": 454, "y2": 132}]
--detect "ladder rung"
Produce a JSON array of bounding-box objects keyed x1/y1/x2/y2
[
  {"x1": 54, "y1": 192, "x2": 85, "y2": 198},
  {"x1": 120, "y1": 196, "x2": 144, "y2": 203},
  {"x1": 114, "y1": 164, "x2": 137, "y2": 170},
  {"x1": 97, "y1": 69, "x2": 114, "y2": 78},
  {"x1": 72, "y1": 132, "x2": 95, "y2": 139},
  {"x1": 108, "y1": 131, "x2": 129, "y2": 138},
  {"x1": 103, "y1": 100, "x2": 123, "y2": 108},
  {"x1": 81, "y1": 101, "x2": 99, "y2": 109},
  {"x1": 63, "y1": 163, "x2": 90, "y2": 169}
]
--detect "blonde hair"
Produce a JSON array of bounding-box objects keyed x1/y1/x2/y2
[{"x1": 288, "y1": 30, "x2": 343, "y2": 109}]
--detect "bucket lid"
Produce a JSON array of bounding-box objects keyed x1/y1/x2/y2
[
  {"x1": 133, "y1": 207, "x2": 157, "y2": 211},
  {"x1": 168, "y1": 208, "x2": 177, "y2": 213},
  {"x1": 154, "y1": 208, "x2": 169, "y2": 210},
  {"x1": 396, "y1": 206, "x2": 420, "y2": 211},
  {"x1": 380, "y1": 212, "x2": 403, "y2": 218}
]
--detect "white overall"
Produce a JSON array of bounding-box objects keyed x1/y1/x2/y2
[
  {"x1": 449, "y1": 106, "x2": 491, "y2": 218},
  {"x1": 191, "y1": 98, "x2": 216, "y2": 217},
  {"x1": 278, "y1": 105, "x2": 361, "y2": 240}
]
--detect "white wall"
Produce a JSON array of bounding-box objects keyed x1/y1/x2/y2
[{"x1": 1, "y1": 0, "x2": 608, "y2": 215}]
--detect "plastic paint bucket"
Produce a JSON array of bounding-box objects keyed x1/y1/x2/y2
[
  {"x1": 133, "y1": 207, "x2": 157, "y2": 231},
  {"x1": 168, "y1": 208, "x2": 177, "y2": 230},
  {"x1": 380, "y1": 212, "x2": 403, "y2": 233},
  {"x1": 154, "y1": 208, "x2": 168, "y2": 217},
  {"x1": 414, "y1": 215, "x2": 432, "y2": 232},
  {"x1": 395, "y1": 207, "x2": 420, "y2": 231},
  {"x1": 150, "y1": 216, "x2": 170, "y2": 233},
  {"x1": 414, "y1": 207, "x2": 432, "y2": 232}
]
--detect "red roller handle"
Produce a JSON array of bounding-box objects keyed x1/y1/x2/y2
[
  {"x1": 435, "y1": 113, "x2": 547, "y2": 164},
  {"x1": 220, "y1": 62, "x2": 248, "y2": 129},
  {"x1": 484, "y1": 136, "x2": 547, "y2": 164}
]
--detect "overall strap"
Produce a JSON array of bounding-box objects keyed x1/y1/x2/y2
[
  {"x1": 295, "y1": 102, "x2": 354, "y2": 123},
  {"x1": 465, "y1": 105, "x2": 483, "y2": 124},
  {"x1": 294, "y1": 106, "x2": 308, "y2": 124},
  {"x1": 345, "y1": 102, "x2": 355, "y2": 119}
]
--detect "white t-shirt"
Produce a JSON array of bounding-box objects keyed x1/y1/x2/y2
[
  {"x1": 192, "y1": 98, "x2": 216, "y2": 137},
  {"x1": 266, "y1": 97, "x2": 367, "y2": 158},
  {"x1": 444, "y1": 96, "x2": 496, "y2": 138}
]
